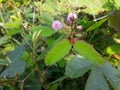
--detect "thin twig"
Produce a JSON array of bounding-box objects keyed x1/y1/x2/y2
[
  {"x1": 33, "y1": 6, "x2": 35, "y2": 29},
  {"x1": 93, "y1": 15, "x2": 108, "y2": 21},
  {"x1": 49, "y1": 76, "x2": 67, "y2": 86},
  {"x1": 12, "y1": 38, "x2": 21, "y2": 45},
  {"x1": 20, "y1": 67, "x2": 37, "y2": 90}
]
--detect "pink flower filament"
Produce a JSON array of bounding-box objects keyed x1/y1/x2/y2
[{"x1": 52, "y1": 20, "x2": 62, "y2": 31}]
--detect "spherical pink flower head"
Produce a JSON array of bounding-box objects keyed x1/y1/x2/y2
[
  {"x1": 52, "y1": 20, "x2": 62, "y2": 31},
  {"x1": 67, "y1": 12, "x2": 77, "y2": 24}
]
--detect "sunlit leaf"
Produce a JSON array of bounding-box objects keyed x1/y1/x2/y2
[
  {"x1": 45, "y1": 39, "x2": 71, "y2": 65},
  {"x1": 0, "y1": 0, "x2": 3, "y2": 3},
  {"x1": 0, "y1": 36, "x2": 11, "y2": 46},
  {"x1": 87, "y1": 18, "x2": 108, "y2": 31},
  {"x1": 74, "y1": 41, "x2": 104, "y2": 65},
  {"x1": 30, "y1": 26, "x2": 55, "y2": 37},
  {"x1": 7, "y1": 29, "x2": 21, "y2": 36},
  {"x1": 40, "y1": 12, "x2": 54, "y2": 25},
  {"x1": 5, "y1": 21, "x2": 21, "y2": 29},
  {"x1": 37, "y1": 34, "x2": 65, "y2": 61},
  {"x1": 68, "y1": 0, "x2": 108, "y2": 14},
  {"x1": 106, "y1": 44, "x2": 120, "y2": 55}
]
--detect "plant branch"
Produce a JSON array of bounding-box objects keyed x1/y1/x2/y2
[
  {"x1": 20, "y1": 67, "x2": 38, "y2": 90},
  {"x1": 49, "y1": 76, "x2": 67, "y2": 86}
]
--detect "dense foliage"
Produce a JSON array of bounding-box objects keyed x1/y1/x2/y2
[{"x1": 0, "y1": 0, "x2": 120, "y2": 90}]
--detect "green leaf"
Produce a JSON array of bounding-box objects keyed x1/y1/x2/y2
[
  {"x1": 5, "y1": 21, "x2": 21, "y2": 29},
  {"x1": 115, "y1": 0, "x2": 120, "y2": 8},
  {"x1": 106, "y1": 44, "x2": 120, "y2": 55},
  {"x1": 1, "y1": 46, "x2": 26, "y2": 78},
  {"x1": 0, "y1": 0, "x2": 3, "y2": 3},
  {"x1": 23, "y1": 52, "x2": 33, "y2": 66},
  {"x1": 102, "y1": 62, "x2": 120, "y2": 90},
  {"x1": 87, "y1": 18, "x2": 108, "y2": 31},
  {"x1": 40, "y1": 12, "x2": 54, "y2": 25},
  {"x1": 74, "y1": 41, "x2": 104, "y2": 65},
  {"x1": 45, "y1": 39, "x2": 71, "y2": 65},
  {"x1": 58, "y1": 59, "x2": 66, "y2": 68},
  {"x1": 30, "y1": 26, "x2": 55, "y2": 37},
  {"x1": 37, "y1": 34, "x2": 65, "y2": 61},
  {"x1": 109, "y1": 10, "x2": 120, "y2": 31},
  {"x1": 46, "y1": 37, "x2": 55, "y2": 47},
  {"x1": 40, "y1": 26, "x2": 55, "y2": 37},
  {"x1": 9, "y1": 46, "x2": 25, "y2": 61},
  {"x1": 26, "y1": 13, "x2": 38, "y2": 19},
  {"x1": 50, "y1": 83, "x2": 58, "y2": 90},
  {"x1": 7, "y1": 29, "x2": 21, "y2": 36},
  {"x1": 85, "y1": 67, "x2": 109, "y2": 90},
  {"x1": 65, "y1": 55, "x2": 91, "y2": 78},
  {"x1": 1, "y1": 60, "x2": 26, "y2": 78},
  {"x1": 0, "y1": 59, "x2": 10, "y2": 66},
  {"x1": 69, "y1": 0, "x2": 108, "y2": 15},
  {"x1": 1, "y1": 44, "x2": 14, "y2": 54},
  {"x1": 0, "y1": 36, "x2": 11, "y2": 46},
  {"x1": 43, "y1": 0, "x2": 57, "y2": 15}
]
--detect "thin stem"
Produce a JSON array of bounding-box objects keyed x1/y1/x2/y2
[
  {"x1": 33, "y1": 6, "x2": 35, "y2": 29},
  {"x1": 49, "y1": 76, "x2": 67, "y2": 86},
  {"x1": 0, "y1": 79, "x2": 19, "y2": 83},
  {"x1": 12, "y1": 38, "x2": 21, "y2": 45},
  {"x1": 24, "y1": 68, "x2": 37, "y2": 81},
  {"x1": 20, "y1": 67, "x2": 37, "y2": 90},
  {"x1": 93, "y1": 15, "x2": 108, "y2": 21},
  {"x1": 70, "y1": 21, "x2": 75, "y2": 37}
]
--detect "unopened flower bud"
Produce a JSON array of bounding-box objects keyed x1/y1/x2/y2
[
  {"x1": 41, "y1": 46, "x2": 45, "y2": 52},
  {"x1": 77, "y1": 25, "x2": 83, "y2": 30},
  {"x1": 67, "y1": 12, "x2": 77, "y2": 24}
]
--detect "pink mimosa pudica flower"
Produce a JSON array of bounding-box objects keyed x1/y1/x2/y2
[{"x1": 52, "y1": 20, "x2": 62, "y2": 31}]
